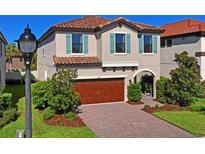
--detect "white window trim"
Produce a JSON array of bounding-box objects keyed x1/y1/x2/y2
[
  {"x1": 71, "y1": 33, "x2": 85, "y2": 54},
  {"x1": 114, "y1": 33, "x2": 127, "y2": 54},
  {"x1": 143, "y1": 34, "x2": 153, "y2": 54}
]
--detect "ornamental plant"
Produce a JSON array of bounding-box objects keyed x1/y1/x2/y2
[
  {"x1": 47, "y1": 69, "x2": 80, "y2": 113},
  {"x1": 127, "y1": 82, "x2": 142, "y2": 102}
]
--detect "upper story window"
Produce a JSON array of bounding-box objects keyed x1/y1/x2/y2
[
  {"x1": 72, "y1": 34, "x2": 83, "y2": 54},
  {"x1": 167, "y1": 39, "x2": 172, "y2": 47},
  {"x1": 115, "y1": 34, "x2": 125, "y2": 53},
  {"x1": 160, "y1": 39, "x2": 165, "y2": 48},
  {"x1": 144, "y1": 35, "x2": 152, "y2": 53}
]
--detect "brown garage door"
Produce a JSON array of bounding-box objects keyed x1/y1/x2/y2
[{"x1": 74, "y1": 78, "x2": 124, "y2": 104}]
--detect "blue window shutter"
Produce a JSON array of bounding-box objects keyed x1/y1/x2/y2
[
  {"x1": 66, "y1": 33, "x2": 71, "y2": 54},
  {"x1": 126, "y1": 34, "x2": 131, "y2": 53},
  {"x1": 83, "y1": 34, "x2": 88, "y2": 54},
  {"x1": 152, "y1": 35, "x2": 158, "y2": 54},
  {"x1": 110, "y1": 33, "x2": 115, "y2": 54},
  {"x1": 139, "y1": 33, "x2": 144, "y2": 53}
]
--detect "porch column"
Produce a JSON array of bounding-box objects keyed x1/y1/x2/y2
[{"x1": 153, "y1": 76, "x2": 156, "y2": 99}]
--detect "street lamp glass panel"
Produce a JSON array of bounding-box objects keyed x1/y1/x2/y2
[{"x1": 19, "y1": 40, "x2": 37, "y2": 53}]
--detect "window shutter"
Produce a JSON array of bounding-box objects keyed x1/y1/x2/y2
[
  {"x1": 66, "y1": 33, "x2": 71, "y2": 54},
  {"x1": 139, "y1": 33, "x2": 144, "y2": 53},
  {"x1": 110, "y1": 33, "x2": 115, "y2": 54},
  {"x1": 126, "y1": 34, "x2": 131, "y2": 53},
  {"x1": 83, "y1": 34, "x2": 88, "y2": 54},
  {"x1": 152, "y1": 35, "x2": 158, "y2": 54}
]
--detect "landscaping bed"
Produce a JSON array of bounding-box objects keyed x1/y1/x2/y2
[
  {"x1": 143, "y1": 104, "x2": 191, "y2": 113},
  {"x1": 126, "y1": 100, "x2": 144, "y2": 105},
  {"x1": 44, "y1": 115, "x2": 86, "y2": 127}
]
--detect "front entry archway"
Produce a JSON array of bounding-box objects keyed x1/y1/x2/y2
[{"x1": 133, "y1": 69, "x2": 156, "y2": 98}]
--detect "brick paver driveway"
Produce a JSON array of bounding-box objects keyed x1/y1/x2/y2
[{"x1": 78, "y1": 98, "x2": 194, "y2": 138}]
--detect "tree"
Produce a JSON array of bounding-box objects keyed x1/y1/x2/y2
[
  {"x1": 169, "y1": 51, "x2": 205, "y2": 106},
  {"x1": 48, "y1": 69, "x2": 80, "y2": 113},
  {"x1": 31, "y1": 52, "x2": 37, "y2": 70},
  {"x1": 6, "y1": 43, "x2": 21, "y2": 71}
]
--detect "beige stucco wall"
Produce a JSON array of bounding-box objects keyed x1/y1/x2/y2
[
  {"x1": 0, "y1": 40, "x2": 6, "y2": 85},
  {"x1": 37, "y1": 33, "x2": 57, "y2": 81},
  {"x1": 55, "y1": 31, "x2": 97, "y2": 57},
  {"x1": 160, "y1": 35, "x2": 201, "y2": 78}
]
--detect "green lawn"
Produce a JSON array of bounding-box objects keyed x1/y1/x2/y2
[
  {"x1": 154, "y1": 111, "x2": 205, "y2": 136},
  {"x1": 0, "y1": 97, "x2": 96, "y2": 138}
]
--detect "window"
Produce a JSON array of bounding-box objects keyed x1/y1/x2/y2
[
  {"x1": 144, "y1": 35, "x2": 152, "y2": 53},
  {"x1": 72, "y1": 34, "x2": 83, "y2": 54},
  {"x1": 167, "y1": 39, "x2": 172, "y2": 47},
  {"x1": 115, "y1": 34, "x2": 125, "y2": 53},
  {"x1": 160, "y1": 39, "x2": 165, "y2": 48}
]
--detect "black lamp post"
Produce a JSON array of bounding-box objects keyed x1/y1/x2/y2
[{"x1": 17, "y1": 25, "x2": 38, "y2": 138}]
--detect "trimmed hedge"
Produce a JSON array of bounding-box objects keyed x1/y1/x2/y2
[
  {"x1": 0, "y1": 108, "x2": 19, "y2": 129},
  {"x1": 127, "y1": 83, "x2": 142, "y2": 102},
  {"x1": 0, "y1": 93, "x2": 13, "y2": 117}
]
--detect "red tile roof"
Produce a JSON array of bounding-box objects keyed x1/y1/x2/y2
[
  {"x1": 53, "y1": 56, "x2": 101, "y2": 65},
  {"x1": 52, "y1": 16, "x2": 163, "y2": 33},
  {"x1": 39, "y1": 16, "x2": 164, "y2": 41},
  {"x1": 161, "y1": 19, "x2": 205, "y2": 38}
]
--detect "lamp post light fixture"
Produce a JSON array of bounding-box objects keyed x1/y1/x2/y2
[{"x1": 17, "y1": 25, "x2": 38, "y2": 138}]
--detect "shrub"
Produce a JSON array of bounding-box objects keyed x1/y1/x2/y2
[
  {"x1": 64, "y1": 112, "x2": 78, "y2": 120},
  {"x1": 169, "y1": 51, "x2": 205, "y2": 106},
  {"x1": 0, "y1": 108, "x2": 19, "y2": 129},
  {"x1": 156, "y1": 76, "x2": 171, "y2": 103},
  {"x1": 127, "y1": 82, "x2": 142, "y2": 102},
  {"x1": 22, "y1": 73, "x2": 37, "y2": 83},
  {"x1": 143, "y1": 105, "x2": 151, "y2": 110},
  {"x1": 0, "y1": 93, "x2": 13, "y2": 116},
  {"x1": 32, "y1": 81, "x2": 52, "y2": 109},
  {"x1": 43, "y1": 107, "x2": 55, "y2": 120},
  {"x1": 48, "y1": 69, "x2": 80, "y2": 113},
  {"x1": 189, "y1": 104, "x2": 205, "y2": 111}
]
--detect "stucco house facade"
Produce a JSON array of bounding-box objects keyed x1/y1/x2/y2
[
  {"x1": 160, "y1": 19, "x2": 205, "y2": 79},
  {"x1": 37, "y1": 16, "x2": 164, "y2": 104},
  {"x1": 0, "y1": 32, "x2": 8, "y2": 85}
]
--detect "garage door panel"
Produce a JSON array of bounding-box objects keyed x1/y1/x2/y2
[{"x1": 74, "y1": 78, "x2": 124, "y2": 104}]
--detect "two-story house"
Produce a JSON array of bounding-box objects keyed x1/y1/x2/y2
[
  {"x1": 37, "y1": 16, "x2": 164, "y2": 104},
  {"x1": 0, "y1": 32, "x2": 8, "y2": 85},
  {"x1": 160, "y1": 19, "x2": 205, "y2": 79}
]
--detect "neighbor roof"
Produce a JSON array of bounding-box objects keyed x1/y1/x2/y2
[
  {"x1": 39, "y1": 16, "x2": 164, "y2": 41},
  {"x1": 53, "y1": 56, "x2": 101, "y2": 65},
  {"x1": 0, "y1": 32, "x2": 8, "y2": 45},
  {"x1": 161, "y1": 19, "x2": 205, "y2": 38}
]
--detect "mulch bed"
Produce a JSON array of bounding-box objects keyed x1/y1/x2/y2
[
  {"x1": 153, "y1": 99, "x2": 160, "y2": 103},
  {"x1": 44, "y1": 115, "x2": 86, "y2": 127},
  {"x1": 143, "y1": 104, "x2": 192, "y2": 113},
  {"x1": 126, "y1": 100, "x2": 144, "y2": 105}
]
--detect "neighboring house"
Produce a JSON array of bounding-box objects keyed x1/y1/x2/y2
[
  {"x1": 0, "y1": 32, "x2": 8, "y2": 85},
  {"x1": 37, "y1": 16, "x2": 164, "y2": 104},
  {"x1": 6, "y1": 55, "x2": 24, "y2": 71},
  {"x1": 160, "y1": 19, "x2": 205, "y2": 79}
]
